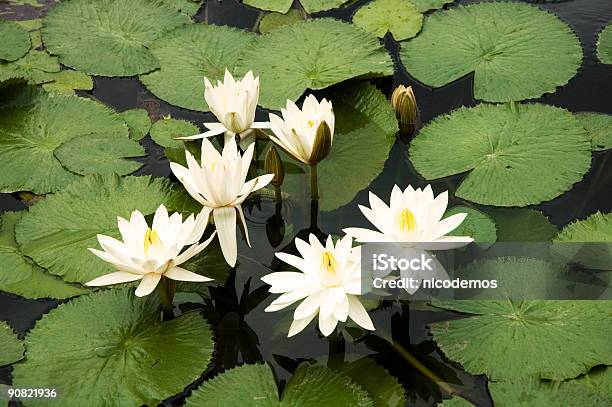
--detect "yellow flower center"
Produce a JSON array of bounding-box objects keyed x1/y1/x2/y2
[
  {"x1": 210, "y1": 160, "x2": 217, "y2": 172},
  {"x1": 320, "y1": 250, "x2": 341, "y2": 287},
  {"x1": 308, "y1": 120, "x2": 315, "y2": 128},
  {"x1": 397, "y1": 208, "x2": 417, "y2": 232},
  {"x1": 144, "y1": 228, "x2": 161, "y2": 252}
]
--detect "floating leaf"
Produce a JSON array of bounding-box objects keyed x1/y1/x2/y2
[
  {"x1": 141, "y1": 24, "x2": 256, "y2": 112},
  {"x1": 409, "y1": 0, "x2": 454, "y2": 13},
  {"x1": 244, "y1": 0, "x2": 292, "y2": 13},
  {"x1": 446, "y1": 206, "x2": 496, "y2": 243},
  {"x1": 42, "y1": 70, "x2": 94, "y2": 95},
  {"x1": 400, "y1": 3, "x2": 582, "y2": 102},
  {"x1": 353, "y1": 0, "x2": 423, "y2": 41},
  {"x1": 0, "y1": 50, "x2": 60, "y2": 85},
  {"x1": 0, "y1": 20, "x2": 31, "y2": 61},
  {"x1": 236, "y1": 18, "x2": 394, "y2": 109},
  {"x1": 15, "y1": 175, "x2": 177, "y2": 284},
  {"x1": 0, "y1": 211, "x2": 89, "y2": 299},
  {"x1": 300, "y1": 0, "x2": 351, "y2": 13},
  {"x1": 575, "y1": 112, "x2": 612, "y2": 151},
  {"x1": 0, "y1": 93, "x2": 129, "y2": 193},
  {"x1": 163, "y1": 0, "x2": 203, "y2": 16},
  {"x1": 597, "y1": 22, "x2": 612, "y2": 64},
  {"x1": 185, "y1": 363, "x2": 374, "y2": 406},
  {"x1": 259, "y1": 10, "x2": 304, "y2": 34},
  {"x1": 55, "y1": 134, "x2": 145, "y2": 176},
  {"x1": 437, "y1": 397, "x2": 475, "y2": 407},
  {"x1": 42, "y1": 0, "x2": 191, "y2": 76},
  {"x1": 410, "y1": 103, "x2": 591, "y2": 206},
  {"x1": 150, "y1": 117, "x2": 200, "y2": 148},
  {"x1": 340, "y1": 358, "x2": 405, "y2": 407},
  {"x1": 564, "y1": 366, "x2": 612, "y2": 403},
  {"x1": 430, "y1": 298, "x2": 612, "y2": 381},
  {"x1": 15, "y1": 19, "x2": 43, "y2": 48},
  {"x1": 483, "y1": 208, "x2": 557, "y2": 242},
  {"x1": 12, "y1": 288, "x2": 214, "y2": 406},
  {"x1": 282, "y1": 82, "x2": 398, "y2": 211},
  {"x1": 0, "y1": 321, "x2": 23, "y2": 367},
  {"x1": 118, "y1": 108, "x2": 152, "y2": 140}
]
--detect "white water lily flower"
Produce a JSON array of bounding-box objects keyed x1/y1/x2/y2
[
  {"x1": 178, "y1": 70, "x2": 269, "y2": 143},
  {"x1": 343, "y1": 185, "x2": 473, "y2": 249},
  {"x1": 262, "y1": 234, "x2": 375, "y2": 337},
  {"x1": 170, "y1": 137, "x2": 274, "y2": 267},
  {"x1": 268, "y1": 95, "x2": 335, "y2": 164},
  {"x1": 86, "y1": 205, "x2": 216, "y2": 297}
]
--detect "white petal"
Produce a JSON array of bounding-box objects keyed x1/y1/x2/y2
[
  {"x1": 134, "y1": 273, "x2": 162, "y2": 297},
  {"x1": 347, "y1": 295, "x2": 375, "y2": 330},
  {"x1": 213, "y1": 207, "x2": 237, "y2": 267},
  {"x1": 85, "y1": 272, "x2": 142, "y2": 287},
  {"x1": 236, "y1": 204, "x2": 251, "y2": 247},
  {"x1": 261, "y1": 271, "x2": 310, "y2": 293},
  {"x1": 175, "y1": 127, "x2": 226, "y2": 140},
  {"x1": 293, "y1": 292, "x2": 322, "y2": 319},
  {"x1": 175, "y1": 231, "x2": 217, "y2": 265},
  {"x1": 288, "y1": 309, "x2": 318, "y2": 337},
  {"x1": 343, "y1": 227, "x2": 389, "y2": 243},
  {"x1": 318, "y1": 312, "x2": 339, "y2": 337},
  {"x1": 275, "y1": 252, "x2": 307, "y2": 272},
  {"x1": 165, "y1": 266, "x2": 213, "y2": 282}
]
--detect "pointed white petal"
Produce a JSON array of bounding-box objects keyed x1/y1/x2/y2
[
  {"x1": 134, "y1": 273, "x2": 162, "y2": 297},
  {"x1": 85, "y1": 272, "x2": 142, "y2": 287},
  {"x1": 165, "y1": 266, "x2": 212, "y2": 282},
  {"x1": 213, "y1": 207, "x2": 237, "y2": 267},
  {"x1": 288, "y1": 310, "x2": 318, "y2": 337},
  {"x1": 347, "y1": 295, "x2": 375, "y2": 330},
  {"x1": 318, "y1": 312, "x2": 339, "y2": 337}
]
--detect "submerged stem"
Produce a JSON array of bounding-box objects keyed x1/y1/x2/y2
[
  {"x1": 310, "y1": 164, "x2": 319, "y2": 201},
  {"x1": 158, "y1": 276, "x2": 176, "y2": 317}
]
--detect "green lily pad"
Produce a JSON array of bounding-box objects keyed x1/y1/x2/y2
[
  {"x1": 42, "y1": 0, "x2": 191, "y2": 76},
  {"x1": 259, "y1": 10, "x2": 305, "y2": 34},
  {"x1": 565, "y1": 366, "x2": 612, "y2": 403},
  {"x1": 597, "y1": 23, "x2": 612, "y2": 64},
  {"x1": 446, "y1": 206, "x2": 497, "y2": 243},
  {"x1": 150, "y1": 117, "x2": 200, "y2": 148},
  {"x1": 0, "y1": 20, "x2": 31, "y2": 62},
  {"x1": 55, "y1": 134, "x2": 145, "y2": 176},
  {"x1": 15, "y1": 174, "x2": 177, "y2": 284},
  {"x1": 15, "y1": 19, "x2": 43, "y2": 49},
  {"x1": 575, "y1": 112, "x2": 612, "y2": 151},
  {"x1": 42, "y1": 70, "x2": 94, "y2": 95},
  {"x1": 0, "y1": 93, "x2": 129, "y2": 194},
  {"x1": 353, "y1": 0, "x2": 423, "y2": 41},
  {"x1": 244, "y1": 0, "x2": 292, "y2": 13},
  {"x1": 0, "y1": 211, "x2": 89, "y2": 299},
  {"x1": 400, "y1": 2, "x2": 582, "y2": 102},
  {"x1": 281, "y1": 82, "x2": 398, "y2": 211},
  {"x1": 118, "y1": 108, "x2": 152, "y2": 140},
  {"x1": 409, "y1": 0, "x2": 454, "y2": 13},
  {"x1": 340, "y1": 358, "x2": 405, "y2": 407},
  {"x1": 437, "y1": 397, "x2": 475, "y2": 407},
  {"x1": 236, "y1": 18, "x2": 394, "y2": 109},
  {"x1": 0, "y1": 50, "x2": 60, "y2": 85},
  {"x1": 140, "y1": 24, "x2": 256, "y2": 112},
  {"x1": 483, "y1": 208, "x2": 557, "y2": 242},
  {"x1": 185, "y1": 363, "x2": 374, "y2": 406},
  {"x1": 164, "y1": 0, "x2": 203, "y2": 16},
  {"x1": 300, "y1": 0, "x2": 351, "y2": 13},
  {"x1": 430, "y1": 299, "x2": 612, "y2": 381},
  {"x1": 409, "y1": 103, "x2": 591, "y2": 206},
  {"x1": 0, "y1": 321, "x2": 23, "y2": 367},
  {"x1": 12, "y1": 288, "x2": 214, "y2": 407}
]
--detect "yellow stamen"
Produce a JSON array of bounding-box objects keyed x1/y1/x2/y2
[
  {"x1": 144, "y1": 228, "x2": 161, "y2": 252},
  {"x1": 322, "y1": 251, "x2": 337, "y2": 274},
  {"x1": 211, "y1": 161, "x2": 217, "y2": 172},
  {"x1": 320, "y1": 250, "x2": 340, "y2": 287},
  {"x1": 397, "y1": 208, "x2": 417, "y2": 232},
  {"x1": 308, "y1": 120, "x2": 315, "y2": 128}
]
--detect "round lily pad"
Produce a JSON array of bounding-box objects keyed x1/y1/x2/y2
[
  {"x1": 353, "y1": 0, "x2": 423, "y2": 41},
  {"x1": 576, "y1": 112, "x2": 612, "y2": 151},
  {"x1": 430, "y1": 298, "x2": 612, "y2": 380},
  {"x1": 244, "y1": 0, "x2": 292, "y2": 13},
  {"x1": 118, "y1": 108, "x2": 152, "y2": 140},
  {"x1": 0, "y1": 93, "x2": 129, "y2": 194},
  {"x1": 42, "y1": 0, "x2": 191, "y2": 76},
  {"x1": 597, "y1": 23, "x2": 612, "y2": 64},
  {"x1": 340, "y1": 358, "x2": 405, "y2": 407},
  {"x1": 259, "y1": 10, "x2": 304, "y2": 34},
  {"x1": 55, "y1": 134, "x2": 145, "y2": 176},
  {"x1": 0, "y1": 211, "x2": 89, "y2": 299},
  {"x1": 0, "y1": 50, "x2": 60, "y2": 85},
  {"x1": 15, "y1": 174, "x2": 177, "y2": 284},
  {"x1": 409, "y1": 103, "x2": 591, "y2": 206},
  {"x1": 164, "y1": 0, "x2": 203, "y2": 16},
  {"x1": 446, "y1": 206, "x2": 496, "y2": 244},
  {"x1": 185, "y1": 363, "x2": 374, "y2": 406},
  {"x1": 555, "y1": 212, "x2": 612, "y2": 243},
  {"x1": 150, "y1": 117, "x2": 200, "y2": 148},
  {"x1": 483, "y1": 208, "x2": 557, "y2": 242},
  {"x1": 0, "y1": 321, "x2": 23, "y2": 367},
  {"x1": 0, "y1": 20, "x2": 31, "y2": 61},
  {"x1": 140, "y1": 23, "x2": 256, "y2": 112},
  {"x1": 41, "y1": 70, "x2": 94, "y2": 95},
  {"x1": 400, "y1": 2, "x2": 582, "y2": 102},
  {"x1": 12, "y1": 288, "x2": 214, "y2": 407},
  {"x1": 281, "y1": 82, "x2": 398, "y2": 211},
  {"x1": 235, "y1": 18, "x2": 394, "y2": 109}
]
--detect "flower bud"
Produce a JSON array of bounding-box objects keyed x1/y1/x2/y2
[
  {"x1": 265, "y1": 145, "x2": 285, "y2": 187},
  {"x1": 391, "y1": 85, "x2": 419, "y2": 135},
  {"x1": 309, "y1": 121, "x2": 332, "y2": 164}
]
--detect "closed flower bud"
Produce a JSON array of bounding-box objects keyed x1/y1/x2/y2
[
  {"x1": 265, "y1": 145, "x2": 285, "y2": 187},
  {"x1": 309, "y1": 121, "x2": 332, "y2": 164},
  {"x1": 391, "y1": 85, "x2": 419, "y2": 136}
]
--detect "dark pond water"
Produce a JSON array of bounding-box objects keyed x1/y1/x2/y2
[{"x1": 0, "y1": 0, "x2": 611, "y2": 406}]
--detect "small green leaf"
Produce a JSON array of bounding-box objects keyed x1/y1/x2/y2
[
  {"x1": 575, "y1": 112, "x2": 612, "y2": 151},
  {"x1": 0, "y1": 321, "x2": 23, "y2": 367},
  {"x1": 0, "y1": 20, "x2": 31, "y2": 61},
  {"x1": 446, "y1": 206, "x2": 497, "y2": 244},
  {"x1": 42, "y1": 70, "x2": 94, "y2": 95},
  {"x1": 150, "y1": 117, "x2": 200, "y2": 148},
  {"x1": 437, "y1": 396, "x2": 475, "y2": 407},
  {"x1": 118, "y1": 108, "x2": 152, "y2": 140},
  {"x1": 259, "y1": 10, "x2": 305, "y2": 34},
  {"x1": 244, "y1": 0, "x2": 293, "y2": 13},
  {"x1": 340, "y1": 358, "x2": 405, "y2": 407},
  {"x1": 483, "y1": 208, "x2": 557, "y2": 242},
  {"x1": 163, "y1": 0, "x2": 204, "y2": 16},
  {"x1": 300, "y1": 0, "x2": 351, "y2": 13},
  {"x1": 597, "y1": 22, "x2": 612, "y2": 64},
  {"x1": 409, "y1": 0, "x2": 454, "y2": 13},
  {"x1": 353, "y1": 0, "x2": 423, "y2": 41},
  {"x1": 0, "y1": 49, "x2": 60, "y2": 85}
]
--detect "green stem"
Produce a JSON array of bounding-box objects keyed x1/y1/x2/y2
[
  {"x1": 274, "y1": 185, "x2": 282, "y2": 203},
  {"x1": 159, "y1": 276, "x2": 175, "y2": 315},
  {"x1": 326, "y1": 331, "x2": 345, "y2": 370},
  {"x1": 310, "y1": 164, "x2": 319, "y2": 201}
]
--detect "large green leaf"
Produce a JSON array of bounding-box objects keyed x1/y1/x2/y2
[
  {"x1": 400, "y1": 2, "x2": 582, "y2": 102},
  {"x1": 353, "y1": 0, "x2": 423, "y2": 41},
  {"x1": 300, "y1": 0, "x2": 351, "y2": 13},
  {"x1": 555, "y1": 212, "x2": 612, "y2": 243},
  {"x1": 150, "y1": 117, "x2": 200, "y2": 148},
  {"x1": 409, "y1": 0, "x2": 454, "y2": 13},
  {"x1": 185, "y1": 363, "x2": 374, "y2": 406},
  {"x1": 118, "y1": 108, "x2": 152, "y2": 141},
  {"x1": 15, "y1": 175, "x2": 177, "y2": 284},
  {"x1": 163, "y1": 0, "x2": 204, "y2": 16},
  {"x1": 141, "y1": 23, "x2": 256, "y2": 112},
  {"x1": 340, "y1": 358, "x2": 405, "y2": 407},
  {"x1": 0, "y1": 20, "x2": 31, "y2": 61},
  {"x1": 12, "y1": 288, "x2": 214, "y2": 407},
  {"x1": 0, "y1": 211, "x2": 89, "y2": 299},
  {"x1": 0, "y1": 321, "x2": 23, "y2": 367},
  {"x1": 597, "y1": 22, "x2": 612, "y2": 64},
  {"x1": 282, "y1": 82, "x2": 398, "y2": 211},
  {"x1": 483, "y1": 208, "x2": 557, "y2": 242},
  {"x1": 409, "y1": 103, "x2": 591, "y2": 206},
  {"x1": 0, "y1": 93, "x2": 129, "y2": 193},
  {"x1": 0, "y1": 50, "x2": 60, "y2": 85},
  {"x1": 446, "y1": 206, "x2": 496, "y2": 244},
  {"x1": 430, "y1": 299, "x2": 612, "y2": 381},
  {"x1": 244, "y1": 0, "x2": 293, "y2": 13},
  {"x1": 54, "y1": 134, "x2": 145, "y2": 176},
  {"x1": 575, "y1": 112, "x2": 612, "y2": 151},
  {"x1": 236, "y1": 18, "x2": 394, "y2": 109},
  {"x1": 42, "y1": 0, "x2": 191, "y2": 76},
  {"x1": 259, "y1": 10, "x2": 305, "y2": 34},
  {"x1": 41, "y1": 70, "x2": 94, "y2": 95}
]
